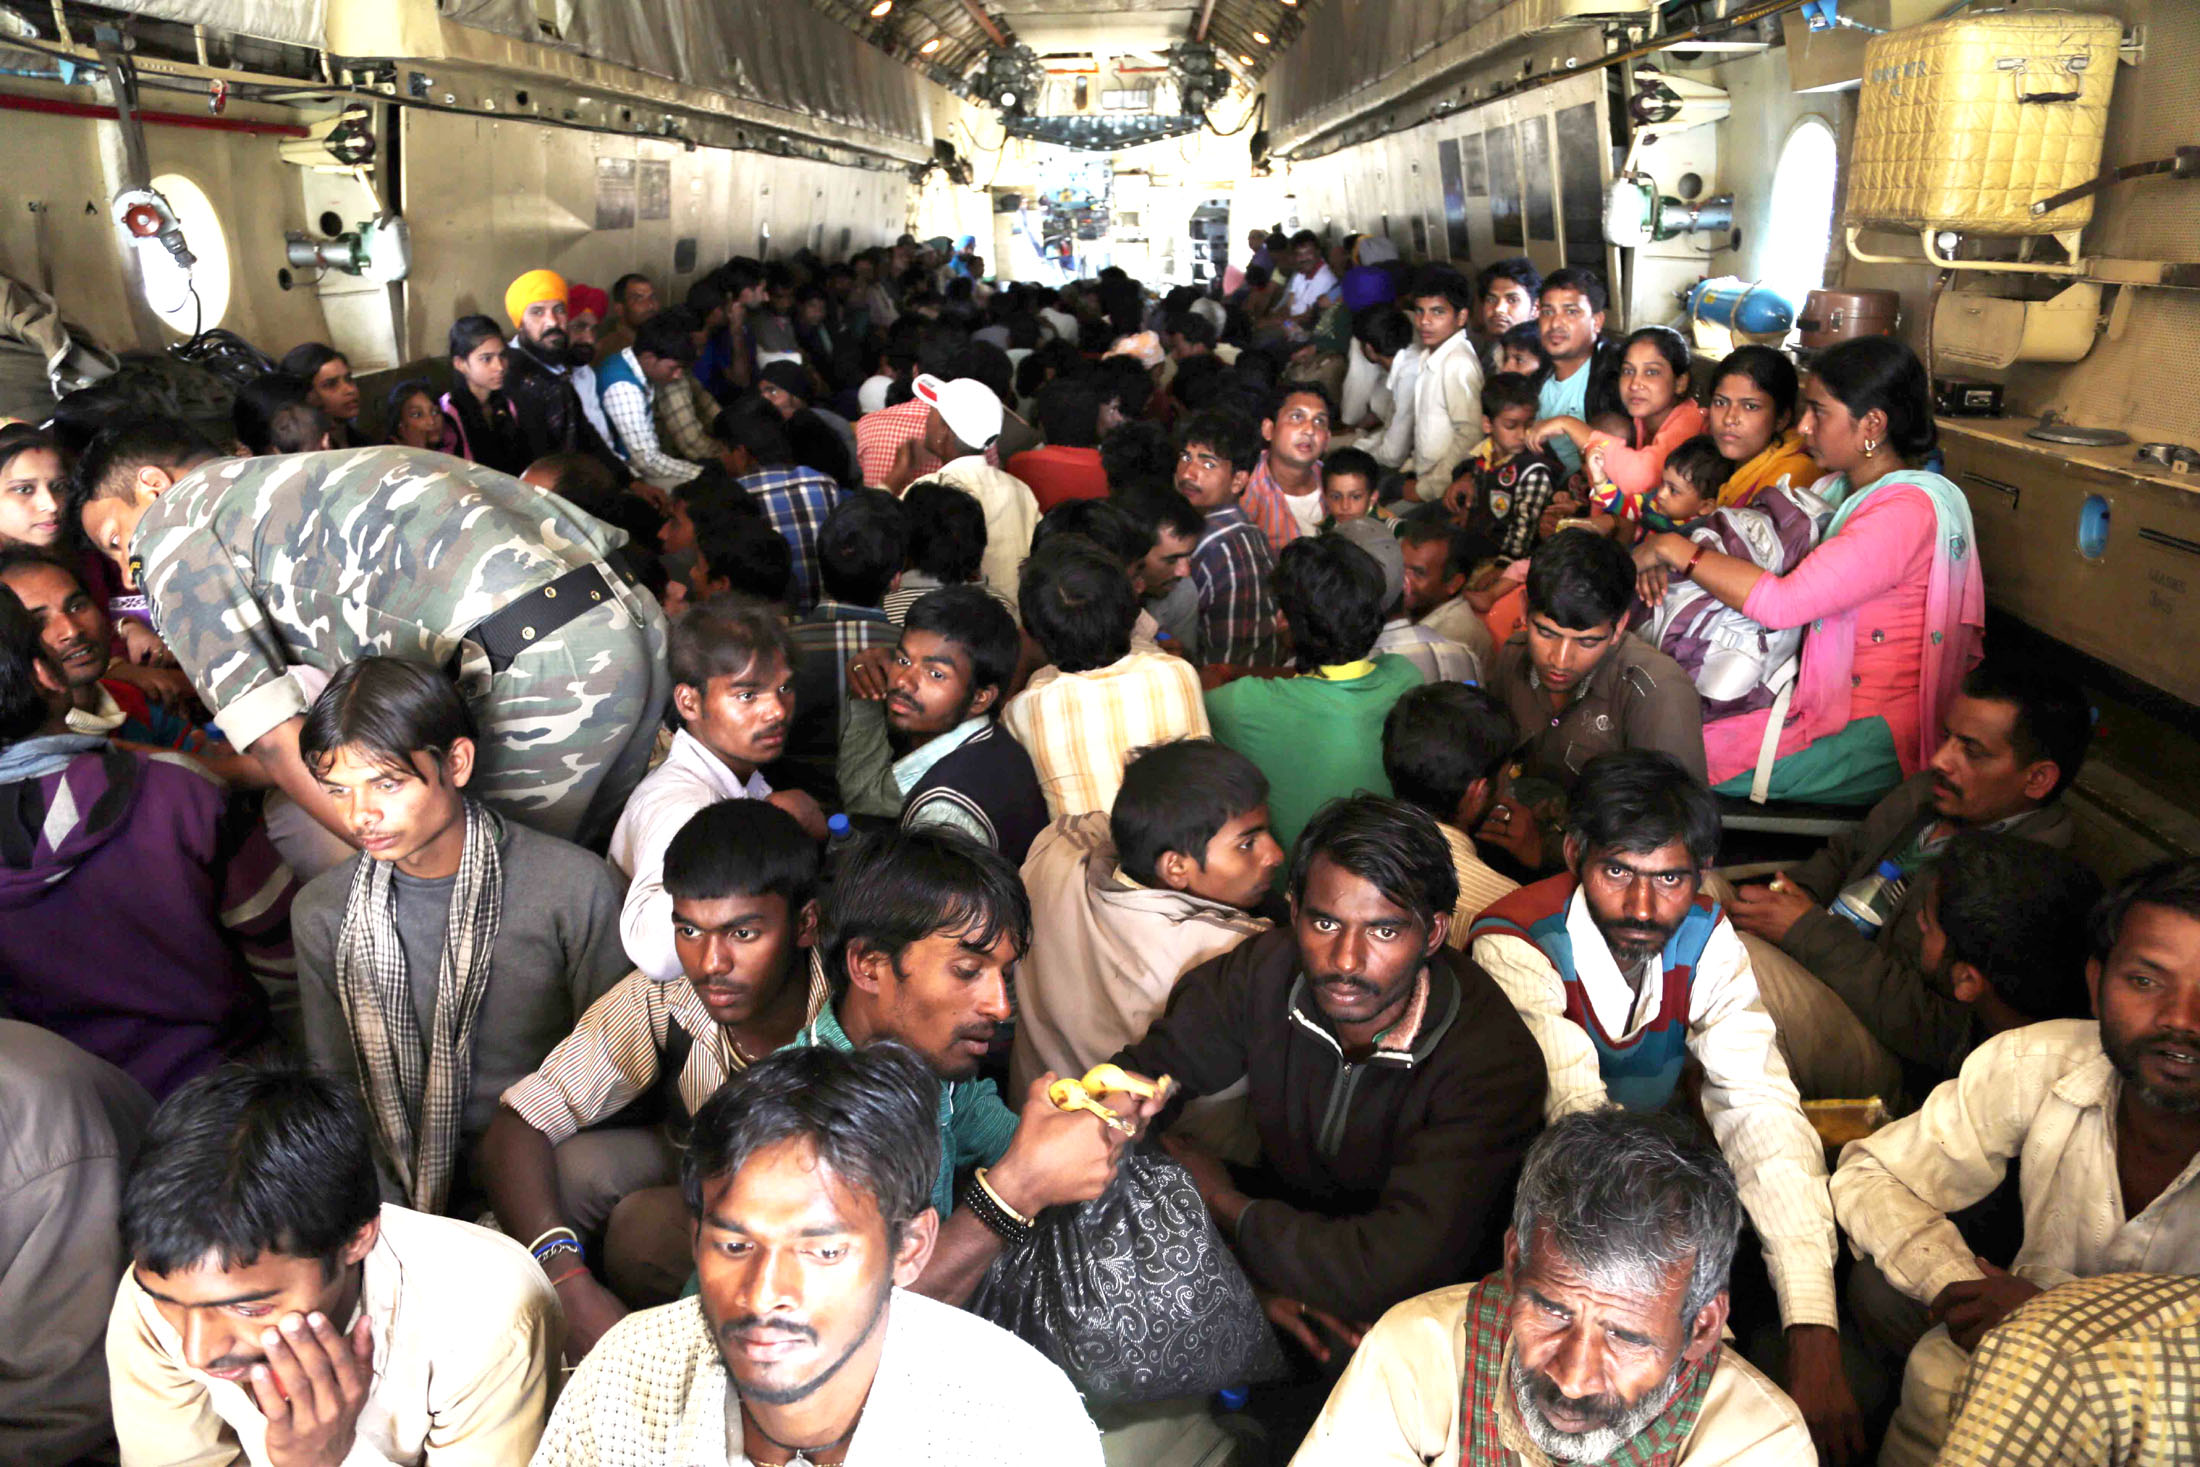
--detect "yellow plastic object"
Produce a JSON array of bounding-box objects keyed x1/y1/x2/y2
[
  {"x1": 1847, "y1": 11, "x2": 2121, "y2": 236},
  {"x1": 1047, "y1": 1064, "x2": 1170, "y2": 1134},
  {"x1": 1933, "y1": 281, "x2": 2102, "y2": 371}
]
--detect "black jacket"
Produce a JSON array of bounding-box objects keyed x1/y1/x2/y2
[
  {"x1": 504, "y1": 337, "x2": 629, "y2": 479},
  {"x1": 1115, "y1": 930, "x2": 1547, "y2": 1323}
]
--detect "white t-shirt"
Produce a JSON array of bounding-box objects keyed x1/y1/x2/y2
[
  {"x1": 608, "y1": 728, "x2": 771, "y2": 981},
  {"x1": 1286, "y1": 264, "x2": 1340, "y2": 317}
]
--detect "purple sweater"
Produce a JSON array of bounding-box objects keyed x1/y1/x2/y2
[{"x1": 0, "y1": 736, "x2": 294, "y2": 1097}]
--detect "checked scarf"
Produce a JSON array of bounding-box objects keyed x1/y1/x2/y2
[
  {"x1": 333, "y1": 799, "x2": 503, "y2": 1214},
  {"x1": 1460, "y1": 1273, "x2": 1716, "y2": 1467}
]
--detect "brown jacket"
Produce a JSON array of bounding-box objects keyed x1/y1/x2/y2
[{"x1": 1491, "y1": 632, "x2": 1708, "y2": 792}]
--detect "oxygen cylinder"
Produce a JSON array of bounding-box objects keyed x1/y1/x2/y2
[{"x1": 1688, "y1": 277, "x2": 1795, "y2": 340}]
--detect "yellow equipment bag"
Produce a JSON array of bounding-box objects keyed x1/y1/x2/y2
[{"x1": 1847, "y1": 10, "x2": 2121, "y2": 236}]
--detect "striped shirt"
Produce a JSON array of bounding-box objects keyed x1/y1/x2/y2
[
  {"x1": 1939, "y1": 1271, "x2": 2200, "y2": 1467},
  {"x1": 1002, "y1": 649, "x2": 1211, "y2": 818},
  {"x1": 883, "y1": 572, "x2": 1013, "y2": 625},
  {"x1": 1374, "y1": 618, "x2": 1484, "y2": 685},
  {"x1": 1439, "y1": 821, "x2": 1519, "y2": 948},
  {"x1": 739, "y1": 465, "x2": 842, "y2": 613},
  {"x1": 1241, "y1": 451, "x2": 1309, "y2": 556},
  {"x1": 1191, "y1": 504, "x2": 1284, "y2": 670},
  {"x1": 499, "y1": 957, "x2": 832, "y2": 1144},
  {"x1": 855, "y1": 398, "x2": 941, "y2": 487}
]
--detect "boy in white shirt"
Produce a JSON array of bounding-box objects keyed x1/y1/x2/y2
[{"x1": 1400, "y1": 267, "x2": 1486, "y2": 501}]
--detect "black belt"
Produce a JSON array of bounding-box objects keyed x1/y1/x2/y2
[{"x1": 472, "y1": 564, "x2": 619, "y2": 674}]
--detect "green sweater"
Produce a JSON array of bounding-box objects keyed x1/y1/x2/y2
[{"x1": 1204, "y1": 655, "x2": 1423, "y2": 850}]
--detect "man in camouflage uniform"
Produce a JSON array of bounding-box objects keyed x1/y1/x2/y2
[{"x1": 74, "y1": 422, "x2": 667, "y2": 849}]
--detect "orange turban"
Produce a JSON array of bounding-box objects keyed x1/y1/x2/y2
[{"x1": 504, "y1": 269, "x2": 568, "y2": 327}]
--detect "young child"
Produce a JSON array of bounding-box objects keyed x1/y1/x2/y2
[
  {"x1": 1645, "y1": 434, "x2": 1833, "y2": 717},
  {"x1": 1495, "y1": 321, "x2": 1550, "y2": 383},
  {"x1": 1644, "y1": 433, "x2": 1729, "y2": 533},
  {"x1": 267, "y1": 401, "x2": 335, "y2": 456},
  {"x1": 1444, "y1": 373, "x2": 1564, "y2": 561},
  {"x1": 1319, "y1": 445, "x2": 1395, "y2": 529}
]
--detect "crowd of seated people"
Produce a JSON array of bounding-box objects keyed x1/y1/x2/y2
[{"x1": 0, "y1": 224, "x2": 2195, "y2": 1467}]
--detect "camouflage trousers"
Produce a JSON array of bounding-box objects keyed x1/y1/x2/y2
[{"x1": 469, "y1": 587, "x2": 670, "y2": 850}]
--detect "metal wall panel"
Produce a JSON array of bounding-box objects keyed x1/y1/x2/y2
[
  {"x1": 0, "y1": 108, "x2": 330, "y2": 357},
  {"x1": 398, "y1": 108, "x2": 912, "y2": 356},
  {"x1": 432, "y1": 0, "x2": 932, "y2": 141}
]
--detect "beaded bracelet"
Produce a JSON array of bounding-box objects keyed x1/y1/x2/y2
[
  {"x1": 960, "y1": 1169, "x2": 1033, "y2": 1244},
  {"x1": 973, "y1": 1167, "x2": 1034, "y2": 1227}
]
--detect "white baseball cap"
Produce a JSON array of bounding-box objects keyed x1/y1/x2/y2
[{"x1": 912, "y1": 373, "x2": 1002, "y2": 452}]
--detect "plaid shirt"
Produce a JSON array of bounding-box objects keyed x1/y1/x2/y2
[
  {"x1": 1191, "y1": 505, "x2": 1284, "y2": 669},
  {"x1": 651, "y1": 371, "x2": 725, "y2": 464},
  {"x1": 739, "y1": 465, "x2": 841, "y2": 612},
  {"x1": 1242, "y1": 451, "x2": 1308, "y2": 556},
  {"x1": 855, "y1": 398, "x2": 942, "y2": 487},
  {"x1": 1939, "y1": 1271, "x2": 2200, "y2": 1467},
  {"x1": 599, "y1": 352, "x2": 702, "y2": 485}
]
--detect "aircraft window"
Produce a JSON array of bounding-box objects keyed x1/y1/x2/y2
[
  {"x1": 141, "y1": 173, "x2": 231, "y2": 335},
  {"x1": 1762, "y1": 118, "x2": 1837, "y2": 310}
]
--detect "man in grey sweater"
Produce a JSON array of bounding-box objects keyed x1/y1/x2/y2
[{"x1": 291, "y1": 658, "x2": 630, "y2": 1216}]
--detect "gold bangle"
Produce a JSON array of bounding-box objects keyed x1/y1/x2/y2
[{"x1": 973, "y1": 1166, "x2": 1034, "y2": 1228}]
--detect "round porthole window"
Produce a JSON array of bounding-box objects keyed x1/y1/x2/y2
[
  {"x1": 1761, "y1": 119, "x2": 1838, "y2": 314},
  {"x1": 2077, "y1": 494, "x2": 2111, "y2": 560},
  {"x1": 140, "y1": 173, "x2": 231, "y2": 335}
]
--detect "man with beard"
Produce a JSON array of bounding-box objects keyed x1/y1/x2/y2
[
  {"x1": 531, "y1": 1043, "x2": 1103, "y2": 1465},
  {"x1": 791, "y1": 828, "x2": 1156, "y2": 1306},
  {"x1": 1471, "y1": 751, "x2": 1863, "y2": 1463},
  {"x1": 1112, "y1": 795, "x2": 1546, "y2": 1363},
  {"x1": 502, "y1": 270, "x2": 630, "y2": 480},
  {"x1": 1725, "y1": 661, "x2": 2092, "y2": 1099},
  {"x1": 1294, "y1": 1108, "x2": 1813, "y2": 1465},
  {"x1": 1832, "y1": 857, "x2": 2200, "y2": 1467}
]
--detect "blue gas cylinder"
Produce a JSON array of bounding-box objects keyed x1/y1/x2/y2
[{"x1": 1689, "y1": 277, "x2": 1795, "y2": 337}]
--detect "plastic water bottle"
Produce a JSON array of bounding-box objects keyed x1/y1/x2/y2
[
  {"x1": 826, "y1": 812, "x2": 857, "y2": 855},
  {"x1": 1829, "y1": 859, "x2": 1908, "y2": 938}
]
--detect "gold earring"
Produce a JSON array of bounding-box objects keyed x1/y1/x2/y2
[{"x1": 1863, "y1": 438, "x2": 1880, "y2": 455}]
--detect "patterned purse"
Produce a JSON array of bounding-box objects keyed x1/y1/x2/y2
[{"x1": 968, "y1": 1144, "x2": 1287, "y2": 1408}]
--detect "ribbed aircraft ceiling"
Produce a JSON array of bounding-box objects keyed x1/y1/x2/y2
[{"x1": 804, "y1": 0, "x2": 1316, "y2": 96}]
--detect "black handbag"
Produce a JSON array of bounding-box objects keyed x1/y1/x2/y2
[{"x1": 968, "y1": 1145, "x2": 1287, "y2": 1408}]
